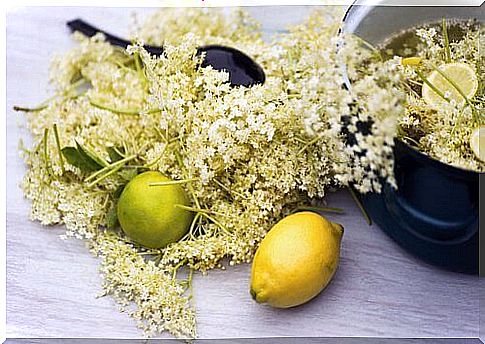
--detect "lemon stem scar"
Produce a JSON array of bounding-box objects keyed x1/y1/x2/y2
[
  {"x1": 149, "y1": 178, "x2": 199, "y2": 186},
  {"x1": 250, "y1": 288, "x2": 258, "y2": 302}
]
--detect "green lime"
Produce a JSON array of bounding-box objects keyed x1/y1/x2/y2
[{"x1": 117, "y1": 171, "x2": 193, "y2": 248}]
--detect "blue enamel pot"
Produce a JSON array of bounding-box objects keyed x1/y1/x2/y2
[{"x1": 342, "y1": 3, "x2": 483, "y2": 274}]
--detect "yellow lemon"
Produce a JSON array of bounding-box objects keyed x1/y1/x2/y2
[
  {"x1": 470, "y1": 126, "x2": 485, "y2": 162},
  {"x1": 422, "y1": 62, "x2": 478, "y2": 108},
  {"x1": 401, "y1": 57, "x2": 422, "y2": 66},
  {"x1": 250, "y1": 211, "x2": 343, "y2": 308},
  {"x1": 117, "y1": 171, "x2": 193, "y2": 249}
]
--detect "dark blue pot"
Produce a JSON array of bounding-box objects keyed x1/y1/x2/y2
[{"x1": 343, "y1": 3, "x2": 483, "y2": 274}]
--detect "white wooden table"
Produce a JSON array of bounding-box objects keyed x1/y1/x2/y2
[{"x1": 6, "y1": 6, "x2": 481, "y2": 341}]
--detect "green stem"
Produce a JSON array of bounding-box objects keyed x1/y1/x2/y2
[
  {"x1": 13, "y1": 104, "x2": 48, "y2": 112},
  {"x1": 174, "y1": 204, "x2": 225, "y2": 217},
  {"x1": 85, "y1": 154, "x2": 136, "y2": 182},
  {"x1": 134, "y1": 52, "x2": 147, "y2": 89},
  {"x1": 15, "y1": 78, "x2": 87, "y2": 113},
  {"x1": 348, "y1": 187, "x2": 372, "y2": 225},
  {"x1": 202, "y1": 213, "x2": 232, "y2": 235},
  {"x1": 298, "y1": 135, "x2": 323, "y2": 155},
  {"x1": 429, "y1": 63, "x2": 479, "y2": 123},
  {"x1": 89, "y1": 97, "x2": 159, "y2": 116},
  {"x1": 43, "y1": 128, "x2": 50, "y2": 173},
  {"x1": 442, "y1": 18, "x2": 452, "y2": 63},
  {"x1": 172, "y1": 260, "x2": 187, "y2": 280},
  {"x1": 174, "y1": 150, "x2": 201, "y2": 209},
  {"x1": 187, "y1": 268, "x2": 194, "y2": 299},
  {"x1": 113, "y1": 146, "x2": 127, "y2": 159},
  {"x1": 86, "y1": 155, "x2": 137, "y2": 187},
  {"x1": 149, "y1": 178, "x2": 199, "y2": 187},
  {"x1": 429, "y1": 63, "x2": 477, "y2": 111},
  {"x1": 415, "y1": 70, "x2": 449, "y2": 103},
  {"x1": 137, "y1": 250, "x2": 161, "y2": 256},
  {"x1": 213, "y1": 178, "x2": 248, "y2": 200},
  {"x1": 52, "y1": 124, "x2": 65, "y2": 174},
  {"x1": 293, "y1": 206, "x2": 344, "y2": 214}
]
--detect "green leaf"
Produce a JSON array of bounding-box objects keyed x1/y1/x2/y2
[
  {"x1": 61, "y1": 146, "x2": 103, "y2": 172},
  {"x1": 75, "y1": 141, "x2": 108, "y2": 168},
  {"x1": 106, "y1": 206, "x2": 119, "y2": 229},
  {"x1": 119, "y1": 167, "x2": 138, "y2": 182},
  {"x1": 107, "y1": 146, "x2": 125, "y2": 163},
  {"x1": 113, "y1": 184, "x2": 126, "y2": 199}
]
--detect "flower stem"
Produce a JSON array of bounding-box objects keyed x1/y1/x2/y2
[
  {"x1": 442, "y1": 18, "x2": 452, "y2": 63},
  {"x1": 202, "y1": 213, "x2": 232, "y2": 235},
  {"x1": 86, "y1": 155, "x2": 137, "y2": 187},
  {"x1": 298, "y1": 135, "x2": 323, "y2": 155},
  {"x1": 213, "y1": 178, "x2": 248, "y2": 200},
  {"x1": 89, "y1": 97, "x2": 160, "y2": 116},
  {"x1": 415, "y1": 70, "x2": 449, "y2": 103},
  {"x1": 53, "y1": 124, "x2": 65, "y2": 174},
  {"x1": 348, "y1": 187, "x2": 372, "y2": 225},
  {"x1": 429, "y1": 63, "x2": 477, "y2": 121},
  {"x1": 42, "y1": 128, "x2": 50, "y2": 173},
  {"x1": 13, "y1": 104, "x2": 48, "y2": 112},
  {"x1": 292, "y1": 206, "x2": 344, "y2": 214},
  {"x1": 149, "y1": 178, "x2": 199, "y2": 187},
  {"x1": 174, "y1": 204, "x2": 225, "y2": 217}
]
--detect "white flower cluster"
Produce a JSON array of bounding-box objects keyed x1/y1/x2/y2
[
  {"x1": 397, "y1": 22, "x2": 484, "y2": 172},
  {"x1": 20, "y1": 7, "x2": 404, "y2": 338}
]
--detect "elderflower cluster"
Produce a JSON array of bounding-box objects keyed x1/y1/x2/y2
[
  {"x1": 20, "y1": 7, "x2": 404, "y2": 338},
  {"x1": 396, "y1": 22, "x2": 484, "y2": 172}
]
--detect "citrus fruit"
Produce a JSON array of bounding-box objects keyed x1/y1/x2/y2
[
  {"x1": 250, "y1": 211, "x2": 343, "y2": 308},
  {"x1": 117, "y1": 171, "x2": 193, "y2": 248},
  {"x1": 401, "y1": 57, "x2": 422, "y2": 66},
  {"x1": 470, "y1": 126, "x2": 485, "y2": 162},
  {"x1": 422, "y1": 62, "x2": 478, "y2": 108}
]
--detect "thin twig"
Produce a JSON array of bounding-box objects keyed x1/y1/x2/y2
[
  {"x1": 52, "y1": 124, "x2": 65, "y2": 174},
  {"x1": 292, "y1": 206, "x2": 345, "y2": 214},
  {"x1": 149, "y1": 178, "x2": 199, "y2": 187},
  {"x1": 416, "y1": 70, "x2": 449, "y2": 103},
  {"x1": 42, "y1": 128, "x2": 50, "y2": 173},
  {"x1": 86, "y1": 155, "x2": 137, "y2": 187},
  {"x1": 348, "y1": 187, "x2": 372, "y2": 225},
  {"x1": 442, "y1": 18, "x2": 452, "y2": 63},
  {"x1": 89, "y1": 97, "x2": 160, "y2": 116}
]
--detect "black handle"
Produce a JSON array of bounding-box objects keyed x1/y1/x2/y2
[{"x1": 67, "y1": 18, "x2": 165, "y2": 56}]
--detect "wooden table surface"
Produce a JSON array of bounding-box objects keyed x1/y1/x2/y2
[{"x1": 6, "y1": 6, "x2": 480, "y2": 341}]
